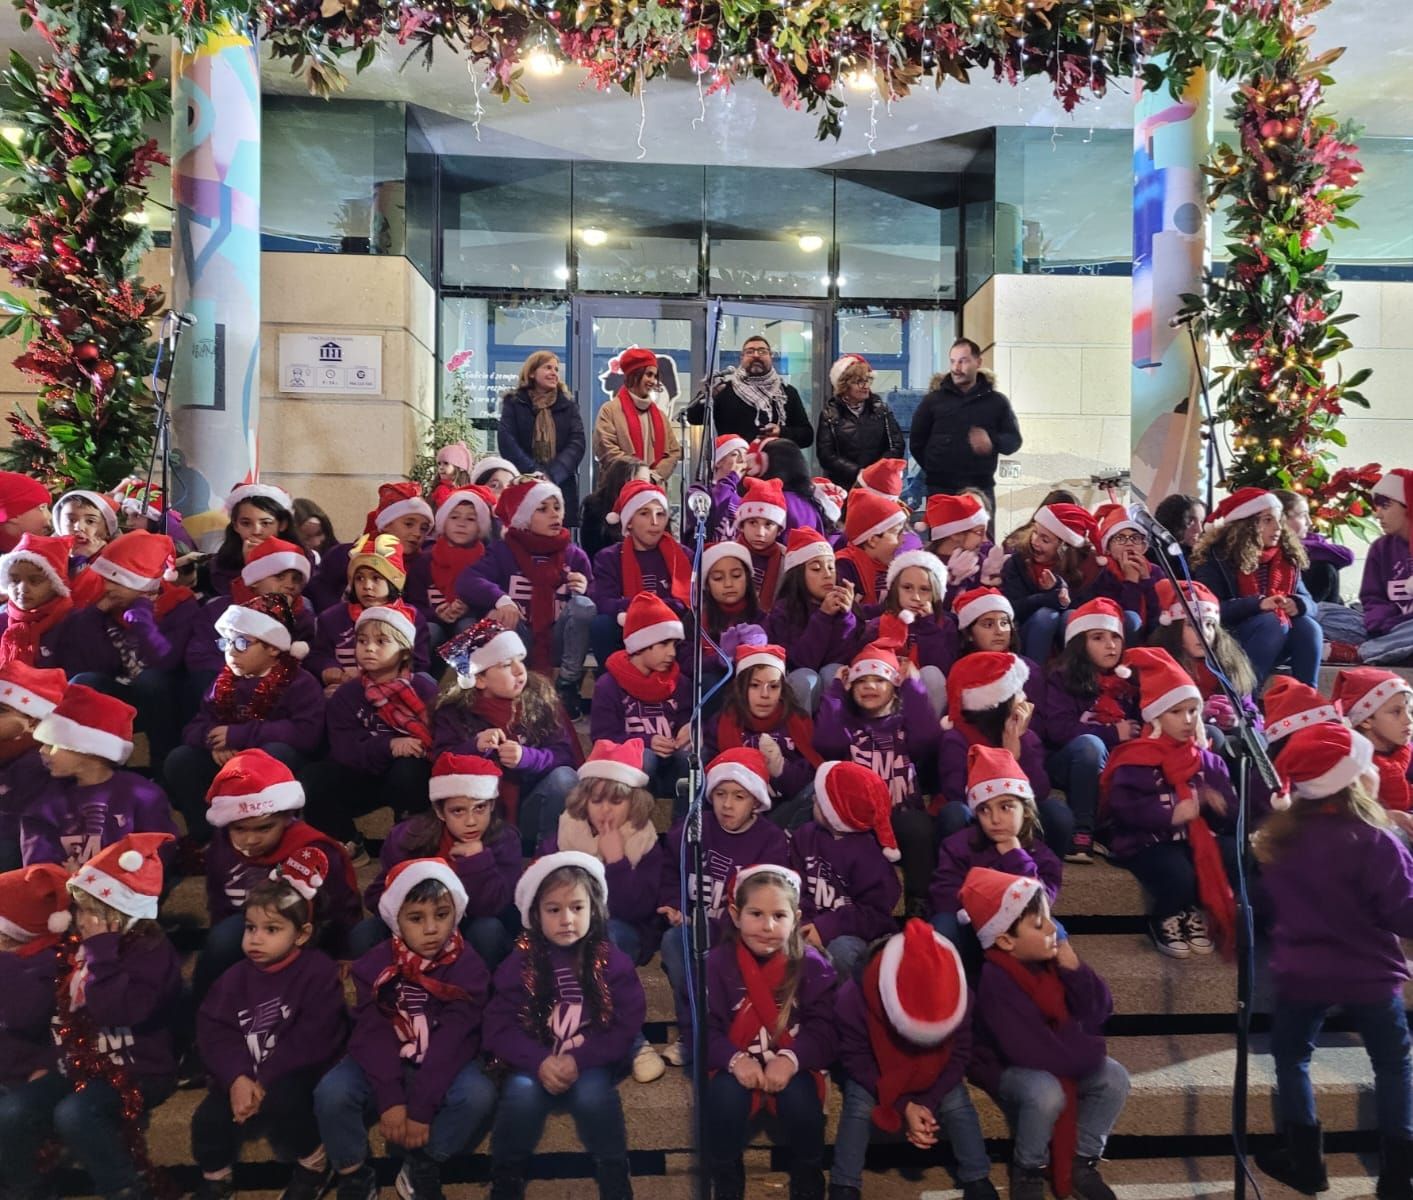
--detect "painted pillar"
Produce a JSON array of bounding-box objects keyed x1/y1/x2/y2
[
  {"x1": 1130, "y1": 59, "x2": 1211, "y2": 506},
  {"x1": 169, "y1": 21, "x2": 262, "y2": 527}
]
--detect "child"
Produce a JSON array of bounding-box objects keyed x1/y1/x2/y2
[
  {"x1": 835, "y1": 490, "x2": 908, "y2": 610},
  {"x1": 485, "y1": 851, "x2": 646, "y2": 1200},
  {"x1": 413, "y1": 483, "x2": 494, "y2": 648},
  {"x1": 861, "y1": 550, "x2": 957, "y2": 716},
  {"x1": 165, "y1": 594, "x2": 326, "y2": 844},
  {"x1": 193, "y1": 858, "x2": 348, "y2": 1200},
  {"x1": 588, "y1": 479, "x2": 693, "y2": 667},
  {"x1": 657, "y1": 749, "x2": 790, "y2": 1067},
  {"x1": 472, "y1": 454, "x2": 518, "y2": 497},
  {"x1": 458, "y1": 478, "x2": 595, "y2": 715},
  {"x1": 0, "y1": 532, "x2": 73, "y2": 669},
  {"x1": 0, "y1": 472, "x2": 51, "y2": 556},
  {"x1": 1253, "y1": 723, "x2": 1413, "y2": 1196},
  {"x1": 1100, "y1": 647, "x2": 1241, "y2": 959},
  {"x1": 1275, "y1": 486, "x2": 1354, "y2": 606},
  {"x1": 436, "y1": 619, "x2": 579, "y2": 850},
  {"x1": 733, "y1": 476, "x2": 788, "y2": 609},
  {"x1": 1042, "y1": 598, "x2": 1142, "y2": 864},
  {"x1": 932, "y1": 744, "x2": 1064, "y2": 971},
  {"x1": 1345, "y1": 469, "x2": 1413, "y2": 665},
  {"x1": 360, "y1": 754, "x2": 522, "y2": 967},
  {"x1": 953, "y1": 587, "x2": 1048, "y2": 721},
  {"x1": 1087, "y1": 505, "x2": 1161, "y2": 640},
  {"x1": 195, "y1": 750, "x2": 359, "y2": 1000},
  {"x1": 301, "y1": 600, "x2": 436, "y2": 861},
  {"x1": 54, "y1": 488, "x2": 118, "y2": 574},
  {"x1": 590, "y1": 592, "x2": 692, "y2": 806},
  {"x1": 1331, "y1": 668, "x2": 1413, "y2": 835},
  {"x1": 1191, "y1": 487, "x2": 1319, "y2": 686},
  {"x1": 315, "y1": 859, "x2": 497, "y2": 1200},
  {"x1": 430, "y1": 439, "x2": 473, "y2": 510},
  {"x1": 293, "y1": 497, "x2": 336, "y2": 555},
  {"x1": 25, "y1": 683, "x2": 177, "y2": 869},
  {"x1": 759, "y1": 440, "x2": 831, "y2": 534},
  {"x1": 211, "y1": 481, "x2": 304, "y2": 597},
  {"x1": 916, "y1": 491, "x2": 994, "y2": 606},
  {"x1": 790, "y1": 759, "x2": 902, "y2": 980},
  {"x1": 0, "y1": 662, "x2": 67, "y2": 869},
  {"x1": 766, "y1": 528, "x2": 858, "y2": 712},
  {"x1": 832, "y1": 920, "x2": 993, "y2": 1200},
  {"x1": 815, "y1": 633, "x2": 939, "y2": 914},
  {"x1": 699, "y1": 543, "x2": 762, "y2": 674},
  {"x1": 704, "y1": 635, "x2": 822, "y2": 827},
  {"x1": 309, "y1": 482, "x2": 434, "y2": 614},
  {"x1": 999, "y1": 503, "x2": 1099, "y2": 665},
  {"x1": 688, "y1": 434, "x2": 747, "y2": 543},
  {"x1": 960, "y1": 866, "x2": 1129, "y2": 1200},
  {"x1": 704, "y1": 864, "x2": 837, "y2": 1200}
]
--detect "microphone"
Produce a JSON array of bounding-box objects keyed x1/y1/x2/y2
[
  {"x1": 687, "y1": 489, "x2": 712, "y2": 521},
  {"x1": 1131, "y1": 503, "x2": 1184, "y2": 557},
  {"x1": 171, "y1": 311, "x2": 198, "y2": 327},
  {"x1": 1168, "y1": 311, "x2": 1201, "y2": 329}
]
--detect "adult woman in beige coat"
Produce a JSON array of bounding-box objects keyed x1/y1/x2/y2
[{"x1": 591, "y1": 346, "x2": 682, "y2": 483}]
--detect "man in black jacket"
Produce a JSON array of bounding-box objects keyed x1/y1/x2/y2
[
  {"x1": 909, "y1": 338, "x2": 1023, "y2": 518},
  {"x1": 687, "y1": 335, "x2": 814, "y2": 447}
]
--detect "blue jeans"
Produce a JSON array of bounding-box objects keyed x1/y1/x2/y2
[
  {"x1": 997, "y1": 1058, "x2": 1130, "y2": 1169},
  {"x1": 1361, "y1": 620, "x2": 1413, "y2": 667},
  {"x1": 832, "y1": 1076, "x2": 990, "y2": 1190},
  {"x1": 1317, "y1": 601, "x2": 1367, "y2": 647},
  {"x1": 1271, "y1": 995, "x2": 1413, "y2": 1138},
  {"x1": 661, "y1": 924, "x2": 692, "y2": 1034},
  {"x1": 1046, "y1": 735, "x2": 1107, "y2": 836},
  {"x1": 0, "y1": 1070, "x2": 69, "y2": 1193},
  {"x1": 52, "y1": 1075, "x2": 174, "y2": 1194},
  {"x1": 826, "y1": 935, "x2": 870, "y2": 984},
  {"x1": 766, "y1": 783, "x2": 817, "y2": 832},
  {"x1": 347, "y1": 912, "x2": 515, "y2": 968},
  {"x1": 643, "y1": 749, "x2": 689, "y2": 813},
  {"x1": 705, "y1": 1071, "x2": 823, "y2": 1169},
  {"x1": 1020, "y1": 609, "x2": 1064, "y2": 665},
  {"x1": 518, "y1": 764, "x2": 579, "y2": 854},
  {"x1": 1235, "y1": 610, "x2": 1321, "y2": 687},
  {"x1": 193, "y1": 912, "x2": 247, "y2": 1004},
  {"x1": 491, "y1": 1067, "x2": 628, "y2": 1166},
  {"x1": 935, "y1": 797, "x2": 1076, "y2": 864},
  {"x1": 314, "y1": 1055, "x2": 496, "y2": 1170},
  {"x1": 518, "y1": 594, "x2": 595, "y2": 685},
  {"x1": 931, "y1": 910, "x2": 983, "y2": 978},
  {"x1": 607, "y1": 918, "x2": 643, "y2": 965}
]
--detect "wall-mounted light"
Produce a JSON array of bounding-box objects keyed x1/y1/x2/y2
[
  {"x1": 797, "y1": 234, "x2": 823, "y2": 253},
  {"x1": 527, "y1": 48, "x2": 564, "y2": 77},
  {"x1": 579, "y1": 227, "x2": 608, "y2": 246}
]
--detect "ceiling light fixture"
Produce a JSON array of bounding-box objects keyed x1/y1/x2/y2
[
  {"x1": 797, "y1": 234, "x2": 823, "y2": 253},
  {"x1": 579, "y1": 226, "x2": 608, "y2": 246}
]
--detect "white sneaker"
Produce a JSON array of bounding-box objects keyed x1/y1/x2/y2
[
  {"x1": 1150, "y1": 913, "x2": 1190, "y2": 959},
  {"x1": 1183, "y1": 908, "x2": 1215, "y2": 955},
  {"x1": 662, "y1": 1036, "x2": 691, "y2": 1067},
  {"x1": 632, "y1": 1041, "x2": 666, "y2": 1083}
]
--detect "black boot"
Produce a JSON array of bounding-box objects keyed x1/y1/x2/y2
[
  {"x1": 788, "y1": 1162, "x2": 825, "y2": 1200},
  {"x1": 595, "y1": 1158, "x2": 633, "y2": 1200},
  {"x1": 1255, "y1": 1122, "x2": 1329, "y2": 1195},
  {"x1": 709, "y1": 1158, "x2": 745, "y2": 1200},
  {"x1": 1379, "y1": 1136, "x2": 1413, "y2": 1200},
  {"x1": 961, "y1": 1179, "x2": 1000, "y2": 1200},
  {"x1": 488, "y1": 1163, "x2": 527, "y2": 1200},
  {"x1": 1008, "y1": 1165, "x2": 1046, "y2": 1200},
  {"x1": 827, "y1": 1186, "x2": 861, "y2": 1200}
]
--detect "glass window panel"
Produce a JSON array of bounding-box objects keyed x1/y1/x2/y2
[
  {"x1": 441, "y1": 156, "x2": 569, "y2": 290},
  {"x1": 574, "y1": 163, "x2": 701, "y2": 294},
  {"x1": 439, "y1": 298, "x2": 571, "y2": 437},
  {"x1": 835, "y1": 173, "x2": 955, "y2": 300},
  {"x1": 707, "y1": 167, "x2": 832, "y2": 297},
  {"x1": 405, "y1": 110, "x2": 436, "y2": 284}
]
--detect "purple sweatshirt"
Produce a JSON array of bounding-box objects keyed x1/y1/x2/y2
[
  {"x1": 1360, "y1": 534, "x2": 1413, "y2": 638},
  {"x1": 63, "y1": 931, "x2": 183, "y2": 1081},
  {"x1": 814, "y1": 677, "x2": 940, "y2": 810},
  {"x1": 1041, "y1": 669, "x2": 1140, "y2": 752},
  {"x1": 21, "y1": 770, "x2": 178, "y2": 869},
  {"x1": 325, "y1": 673, "x2": 439, "y2": 773},
  {"x1": 432, "y1": 701, "x2": 574, "y2": 795},
  {"x1": 182, "y1": 669, "x2": 326, "y2": 757},
  {"x1": 861, "y1": 610, "x2": 960, "y2": 675},
  {"x1": 1263, "y1": 812, "x2": 1413, "y2": 1005},
  {"x1": 766, "y1": 601, "x2": 859, "y2": 673},
  {"x1": 783, "y1": 492, "x2": 826, "y2": 535},
  {"x1": 789, "y1": 820, "x2": 901, "y2": 944},
  {"x1": 589, "y1": 542, "x2": 690, "y2": 623},
  {"x1": 938, "y1": 729, "x2": 1050, "y2": 809},
  {"x1": 660, "y1": 810, "x2": 789, "y2": 935},
  {"x1": 970, "y1": 956, "x2": 1113, "y2": 1096},
  {"x1": 364, "y1": 819, "x2": 522, "y2": 919},
  {"x1": 589, "y1": 668, "x2": 693, "y2": 745},
  {"x1": 0, "y1": 946, "x2": 59, "y2": 1083},
  {"x1": 186, "y1": 595, "x2": 319, "y2": 676},
  {"x1": 308, "y1": 601, "x2": 432, "y2": 680},
  {"x1": 930, "y1": 827, "x2": 1064, "y2": 917},
  {"x1": 1302, "y1": 531, "x2": 1354, "y2": 570},
  {"x1": 456, "y1": 540, "x2": 595, "y2": 625},
  {"x1": 705, "y1": 942, "x2": 837, "y2": 1073},
  {"x1": 1102, "y1": 747, "x2": 1237, "y2": 861},
  {"x1": 204, "y1": 825, "x2": 362, "y2": 938},
  {"x1": 54, "y1": 600, "x2": 185, "y2": 678},
  {"x1": 684, "y1": 474, "x2": 740, "y2": 546},
  {"x1": 539, "y1": 820, "x2": 664, "y2": 951},
  {"x1": 197, "y1": 948, "x2": 348, "y2": 1089},
  {"x1": 703, "y1": 710, "x2": 816, "y2": 804},
  {"x1": 346, "y1": 937, "x2": 489, "y2": 1124},
  {"x1": 485, "y1": 941, "x2": 645, "y2": 1073},
  {"x1": 836, "y1": 980, "x2": 972, "y2": 1115}
]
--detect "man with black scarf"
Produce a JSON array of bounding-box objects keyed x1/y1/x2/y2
[{"x1": 687, "y1": 335, "x2": 814, "y2": 447}]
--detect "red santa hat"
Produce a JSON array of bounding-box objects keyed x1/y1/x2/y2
[
  {"x1": 1280, "y1": 723, "x2": 1376, "y2": 800},
  {"x1": 1373, "y1": 470, "x2": 1413, "y2": 512},
  {"x1": 495, "y1": 478, "x2": 563, "y2": 530},
  {"x1": 701, "y1": 541, "x2": 753, "y2": 579},
  {"x1": 1094, "y1": 505, "x2": 1146, "y2": 565},
  {"x1": 619, "y1": 591, "x2": 685, "y2": 654},
  {"x1": 829, "y1": 353, "x2": 869, "y2": 391},
  {"x1": 1207, "y1": 487, "x2": 1281, "y2": 527},
  {"x1": 226, "y1": 481, "x2": 293, "y2": 515},
  {"x1": 875, "y1": 918, "x2": 967, "y2": 1049},
  {"x1": 34, "y1": 683, "x2": 134, "y2": 764},
  {"x1": 916, "y1": 493, "x2": 988, "y2": 542},
  {"x1": 356, "y1": 600, "x2": 419, "y2": 648},
  {"x1": 846, "y1": 640, "x2": 903, "y2": 689},
  {"x1": 966, "y1": 744, "x2": 1035, "y2": 809},
  {"x1": 1264, "y1": 677, "x2": 1344, "y2": 744},
  {"x1": 606, "y1": 479, "x2": 670, "y2": 528},
  {"x1": 1121, "y1": 646, "x2": 1202, "y2": 722},
  {"x1": 845, "y1": 490, "x2": 907, "y2": 547},
  {"x1": 372, "y1": 482, "x2": 434, "y2": 532},
  {"x1": 68, "y1": 832, "x2": 174, "y2": 927},
  {"x1": 953, "y1": 586, "x2": 1013, "y2": 631},
  {"x1": 440, "y1": 618, "x2": 527, "y2": 689},
  {"x1": 706, "y1": 748, "x2": 773, "y2": 812},
  {"x1": 89, "y1": 530, "x2": 178, "y2": 593},
  {"x1": 436, "y1": 440, "x2": 474, "y2": 474},
  {"x1": 205, "y1": 748, "x2": 306, "y2": 828},
  {"x1": 429, "y1": 751, "x2": 503, "y2": 803},
  {"x1": 857, "y1": 458, "x2": 906, "y2": 500},
  {"x1": 0, "y1": 862, "x2": 73, "y2": 942},
  {"x1": 471, "y1": 456, "x2": 518, "y2": 485},
  {"x1": 734, "y1": 477, "x2": 787, "y2": 530},
  {"x1": 617, "y1": 346, "x2": 659, "y2": 380},
  {"x1": 783, "y1": 527, "x2": 834, "y2": 574},
  {"x1": 216, "y1": 593, "x2": 309, "y2": 660},
  {"x1": 1034, "y1": 503, "x2": 1098, "y2": 549},
  {"x1": 885, "y1": 551, "x2": 947, "y2": 612},
  {"x1": 813, "y1": 760, "x2": 900, "y2": 861},
  {"x1": 514, "y1": 850, "x2": 607, "y2": 928},
  {"x1": 434, "y1": 485, "x2": 496, "y2": 537},
  {"x1": 0, "y1": 532, "x2": 72, "y2": 598},
  {"x1": 734, "y1": 639, "x2": 786, "y2": 679},
  {"x1": 378, "y1": 857, "x2": 470, "y2": 930},
  {"x1": 1064, "y1": 597, "x2": 1126, "y2": 646},
  {"x1": 713, "y1": 434, "x2": 749, "y2": 466},
  {"x1": 0, "y1": 472, "x2": 51, "y2": 523},
  {"x1": 578, "y1": 739, "x2": 650, "y2": 790},
  {"x1": 958, "y1": 866, "x2": 1045, "y2": 949},
  {"x1": 347, "y1": 533, "x2": 407, "y2": 590},
  {"x1": 56, "y1": 489, "x2": 120, "y2": 537},
  {"x1": 811, "y1": 478, "x2": 845, "y2": 525},
  {"x1": 945, "y1": 652, "x2": 1030, "y2": 726},
  {"x1": 0, "y1": 661, "x2": 67, "y2": 718},
  {"x1": 273, "y1": 845, "x2": 330, "y2": 903},
  {"x1": 1332, "y1": 667, "x2": 1413, "y2": 729},
  {"x1": 1155, "y1": 579, "x2": 1220, "y2": 627},
  {"x1": 240, "y1": 537, "x2": 311, "y2": 588}
]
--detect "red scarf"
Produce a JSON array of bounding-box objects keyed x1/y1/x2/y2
[
  {"x1": 1237, "y1": 546, "x2": 1298, "y2": 627},
  {"x1": 862, "y1": 952, "x2": 952, "y2": 1134},
  {"x1": 1101, "y1": 733, "x2": 1236, "y2": 955},
  {"x1": 1105, "y1": 559, "x2": 1150, "y2": 625},
  {"x1": 742, "y1": 541, "x2": 785, "y2": 610},
  {"x1": 364, "y1": 672, "x2": 434, "y2": 748},
  {"x1": 0, "y1": 594, "x2": 71, "y2": 668},
  {"x1": 373, "y1": 931, "x2": 470, "y2": 1047},
  {"x1": 605, "y1": 650, "x2": 681, "y2": 705},
  {"x1": 1374, "y1": 745, "x2": 1413, "y2": 813},
  {"x1": 1092, "y1": 671, "x2": 1135, "y2": 727},
  {"x1": 471, "y1": 692, "x2": 521, "y2": 823},
  {"x1": 837, "y1": 545, "x2": 886, "y2": 604},
  {"x1": 623, "y1": 538, "x2": 693, "y2": 610},
  {"x1": 211, "y1": 657, "x2": 300, "y2": 724},
  {"x1": 717, "y1": 705, "x2": 822, "y2": 769},
  {"x1": 984, "y1": 949, "x2": 1078, "y2": 1197},
  {"x1": 244, "y1": 820, "x2": 359, "y2": 896},
  {"x1": 617, "y1": 387, "x2": 667, "y2": 467},
  {"x1": 723, "y1": 940, "x2": 824, "y2": 1116},
  {"x1": 430, "y1": 538, "x2": 485, "y2": 604},
  {"x1": 504, "y1": 527, "x2": 572, "y2": 670},
  {"x1": 154, "y1": 581, "x2": 195, "y2": 622}
]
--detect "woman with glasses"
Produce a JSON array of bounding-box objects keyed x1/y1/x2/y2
[{"x1": 815, "y1": 354, "x2": 905, "y2": 491}]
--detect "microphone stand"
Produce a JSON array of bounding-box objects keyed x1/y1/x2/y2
[{"x1": 142, "y1": 312, "x2": 189, "y2": 540}]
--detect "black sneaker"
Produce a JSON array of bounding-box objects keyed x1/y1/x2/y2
[
  {"x1": 395, "y1": 1153, "x2": 444, "y2": 1200},
  {"x1": 961, "y1": 1179, "x2": 1000, "y2": 1200},
  {"x1": 1065, "y1": 831, "x2": 1095, "y2": 865},
  {"x1": 334, "y1": 1165, "x2": 378, "y2": 1200},
  {"x1": 556, "y1": 678, "x2": 584, "y2": 719},
  {"x1": 1183, "y1": 908, "x2": 1215, "y2": 955},
  {"x1": 827, "y1": 1186, "x2": 861, "y2": 1200},
  {"x1": 1070, "y1": 1157, "x2": 1118, "y2": 1200},
  {"x1": 195, "y1": 1178, "x2": 236, "y2": 1200},
  {"x1": 1008, "y1": 1165, "x2": 1046, "y2": 1200},
  {"x1": 280, "y1": 1163, "x2": 333, "y2": 1200},
  {"x1": 1149, "y1": 913, "x2": 1190, "y2": 959}
]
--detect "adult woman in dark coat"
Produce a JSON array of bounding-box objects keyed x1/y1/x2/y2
[
  {"x1": 496, "y1": 350, "x2": 587, "y2": 523},
  {"x1": 815, "y1": 353, "x2": 905, "y2": 491}
]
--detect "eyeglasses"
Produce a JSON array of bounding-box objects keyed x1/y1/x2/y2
[
  {"x1": 217, "y1": 635, "x2": 254, "y2": 653},
  {"x1": 742, "y1": 346, "x2": 772, "y2": 357},
  {"x1": 1107, "y1": 532, "x2": 1148, "y2": 548}
]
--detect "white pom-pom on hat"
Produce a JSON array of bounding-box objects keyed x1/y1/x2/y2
[
  {"x1": 118, "y1": 849, "x2": 144, "y2": 872},
  {"x1": 617, "y1": 612, "x2": 628, "y2": 627},
  {"x1": 1114, "y1": 665, "x2": 1132, "y2": 679},
  {"x1": 163, "y1": 566, "x2": 180, "y2": 583},
  {"x1": 605, "y1": 511, "x2": 621, "y2": 525},
  {"x1": 48, "y1": 910, "x2": 72, "y2": 934},
  {"x1": 456, "y1": 671, "x2": 477, "y2": 691},
  {"x1": 289, "y1": 640, "x2": 310, "y2": 661},
  {"x1": 309, "y1": 873, "x2": 324, "y2": 889},
  {"x1": 897, "y1": 609, "x2": 915, "y2": 625}
]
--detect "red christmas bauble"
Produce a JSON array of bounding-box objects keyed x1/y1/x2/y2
[
  {"x1": 75, "y1": 341, "x2": 100, "y2": 365},
  {"x1": 813, "y1": 73, "x2": 833, "y2": 91},
  {"x1": 695, "y1": 26, "x2": 715, "y2": 51}
]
